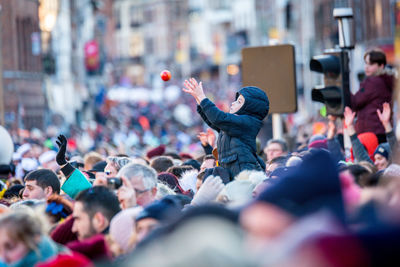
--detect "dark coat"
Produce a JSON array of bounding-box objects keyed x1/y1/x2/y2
[
  {"x1": 197, "y1": 86, "x2": 269, "y2": 178},
  {"x1": 351, "y1": 70, "x2": 394, "y2": 135}
]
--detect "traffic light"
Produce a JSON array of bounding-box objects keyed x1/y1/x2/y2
[{"x1": 310, "y1": 49, "x2": 350, "y2": 116}]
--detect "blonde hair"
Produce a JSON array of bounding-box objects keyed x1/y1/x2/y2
[{"x1": 83, "y1": 151, "x2": 104, "y2": 170}]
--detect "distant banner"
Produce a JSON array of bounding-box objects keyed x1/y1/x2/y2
[{"x1": 395, "y1": 1, "x2": 400, "y2": 63}]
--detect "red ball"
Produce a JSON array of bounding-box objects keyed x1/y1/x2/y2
[{"x1": 160, "y1": 70, "x2": 171, "y2": 81}]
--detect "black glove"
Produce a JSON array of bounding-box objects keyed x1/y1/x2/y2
[{"x1": 55, "y1": 134, "x2": 68, "y2": 166}]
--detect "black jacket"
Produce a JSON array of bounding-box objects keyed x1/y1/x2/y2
[{"x1": 197, "y1": 86, "x2": 269, "y2": 178}]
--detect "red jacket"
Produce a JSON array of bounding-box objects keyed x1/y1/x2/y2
[{"x1": 351, "y1": 69, "x2": 394, "y2": 135}]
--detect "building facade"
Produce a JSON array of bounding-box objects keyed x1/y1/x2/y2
[{"x1": 1, "y1": 0, "x2": 45, "y2": 130}]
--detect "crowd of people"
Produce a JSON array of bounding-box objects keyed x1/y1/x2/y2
[{"x1": 0, "y1": 49, "x2": 398, "y2": 266}]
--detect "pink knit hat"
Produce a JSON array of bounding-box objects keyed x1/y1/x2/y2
[{"x1": 109, "y1": 206, "x2": 143, "y2": 252}]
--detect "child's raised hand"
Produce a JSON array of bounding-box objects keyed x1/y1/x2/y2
[
  {"x1": 377, "y1": 102, "x2": 391, "y2": 125},
  {"x1": 206, "y1": 128, "x2": 216, "y2": 147},
  {"x1": 183, "y1": 78, "x2": 206, "y2": 104},
  {"x1": 197, "y1": 132, "x2": 209, "y2": 146},
  {"x1": 377, "y1": 102, "x2": 392, "y2": 132},
  {"x1": 343, "y1": 106, "x2": 356, "y2": 135}
]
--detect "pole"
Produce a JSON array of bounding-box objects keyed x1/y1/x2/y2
[
  {"x1": 272, "y1": 113, "x2": 283, "y2": 139},
  {"x1": 0, "y1": 5, "x2": 5, "y2": 126}
]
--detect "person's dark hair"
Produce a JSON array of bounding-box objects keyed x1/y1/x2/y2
[
  {"x1": 150, "y1": 156, "x2": 174, "y2": 173},
  {"x1": 197, "y1": 171, "x2": 206, "y2": 181},
  {"x1": 267, "y1": 139, "x2": 288, "y2": 152},
  {"x1": 365, "y1": 170, "x2": 384, "y2": 187},
  {"x1": 164, "y1": 152, "x2": 181, "y2": 160},
  {"x1": 24, "y1": 169, "x2": 60, "y2": 194},
  {"x1": 364, "y1": 50, "x2": 386, "y2": 66},
  {"x1": 269, "y1": 156, "x2": 287, "y2": 166},
  {"x1": 166, "y1": 165, "x2": 194, "y2": 179},
  {"x1": 347, "y1": 164, "x2": 372, "y2": 187},
  {"x1": 3, "y1": 184, "x2": 24, "y2": 200},
  {"x1": 203, "y1": 154, "x2": 216, "y2": 161},
  {"x1": 75, "y1": 186, "x2": 121, "y2": 222}
]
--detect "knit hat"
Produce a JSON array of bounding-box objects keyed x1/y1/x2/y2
[
  {"x1": 21, "y1": 158, "x2": 38, "y2": 172},
  {"x1": 308, "y1": 139, "x2": 328, "y2": 150},
  {"x1": 179, "y1": 153, "x2": 193, "y2": 160},
  {"x1": 136, "y1": 198, "x2": 180, "y2": 223},
  {"x1": 39, "y1": 150, "x2": 57, "y2": 165},
  {"x1": 308, "y1": 134, "x2": 326, "y2": 144},
  {"x1": 182, "y1": 159, "x2": 201, "y2": 171},
  {"x1": 16, "y1": 143, "x2": 31, "y2": 157},
  {"x1": 146, "y1": 145, "x2": 166, "y2": 159},
  {"x1": 373, "y1": 142, "x2": 390, "y2": 160},
  {"x1": 158, "y1": 172, "x2": 187, "y2": 194},
  {"x1": 257, "y1": 150, "x2": 345, "y2": 221},
  {"x1": 109, "y1": 207, "x2": 143, "y2": 252}
]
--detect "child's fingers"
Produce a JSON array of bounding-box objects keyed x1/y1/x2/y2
[{"x1": 190, "y1": 78, "x2": 198, "y2": 87}]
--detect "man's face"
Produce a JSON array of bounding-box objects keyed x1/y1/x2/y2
[
  {"x1": 72, "y1": 202, "x2": 97, "y2": 241},
  {"x1": 130, "y1": 177, "x2": 155, "y2": 207},
  {"x1": 22, "y1": 180, "x2": 47, "y2": 200},
  {"x1": 136, "y1": 218, "x2": 159, "y2": 243},
  {"x1": 264, "y1": 143, "x2": 284, "y2": 162}
]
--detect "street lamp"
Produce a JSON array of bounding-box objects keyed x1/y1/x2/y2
[
  {"x1": 39, "y1": 0, "x2": 59, "y2": 53},
  {"x1": 333, "y1": 8, "x2": 354, "y2": 49}
]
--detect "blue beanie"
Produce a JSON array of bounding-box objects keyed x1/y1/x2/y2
[{"x1": 373, "y1": 142, "x2": 390, "y2": 160}]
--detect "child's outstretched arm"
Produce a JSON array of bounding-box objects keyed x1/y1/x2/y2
[
  {"x1": 183, "y1": 78, "x2": 220, "y2": 131},
  {"x1": 183, "y1": 78, "x2": 254, "y2": 136}
]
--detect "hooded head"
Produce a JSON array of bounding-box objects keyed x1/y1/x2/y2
[{"x1": 235, "y1": 86, "x2": 269, "y2": 121}]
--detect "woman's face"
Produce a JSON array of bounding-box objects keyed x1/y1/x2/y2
[
  {"x1": 364, "y1": 55, "x2": 384, "y2": 77},
  {"x1": 0, "y1": 228, "x2": 30, "y2": 264},
  {"x1": 230, "y1": 95, "x2": 245, "y2": 114}
]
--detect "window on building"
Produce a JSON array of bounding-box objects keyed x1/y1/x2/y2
[{"x1": 130, "y1": 5, "x2": 143, "y2": 28}]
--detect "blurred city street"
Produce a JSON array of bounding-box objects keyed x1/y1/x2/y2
[{"x1": 0, "y1": 1, "x2": 399, "y2": 266}]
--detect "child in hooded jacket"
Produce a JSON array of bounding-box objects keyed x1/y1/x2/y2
[{"x1": 183, "y1": 78, "x2": 269, "y2": 179}]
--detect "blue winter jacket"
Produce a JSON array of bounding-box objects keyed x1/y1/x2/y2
[{"x1": 197, "y1": 86, "x2": 269, "y2": 178}]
